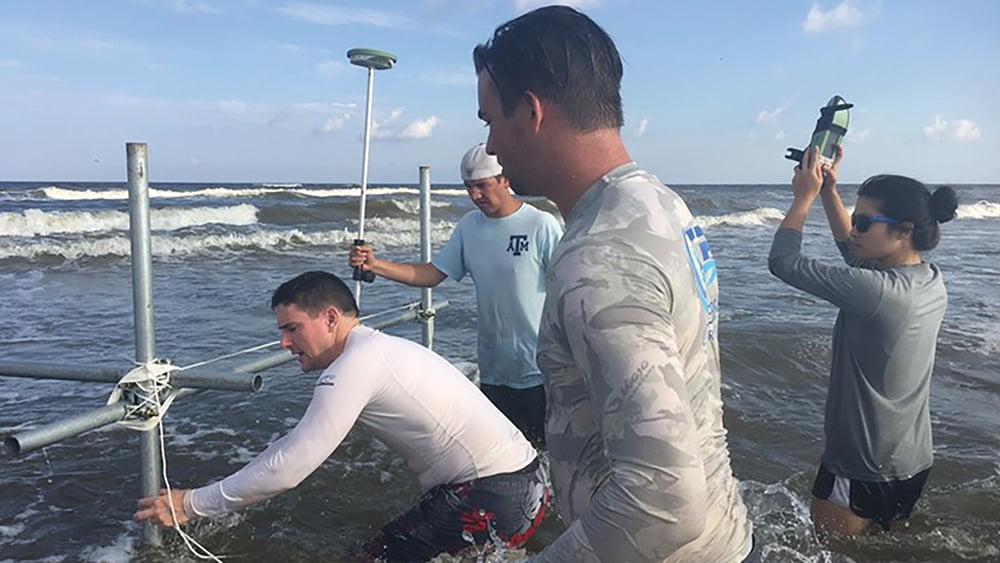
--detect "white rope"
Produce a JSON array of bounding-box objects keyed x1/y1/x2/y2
[
  {"x1": 359, "y1": 301, "x2": 420, "y2": 319},
  {"x1": 108, "y1": 338, "x2": 281, "y2": 430},
  {"x1": 106, "y1": 340, "x2": 301, "y2": 558},
  {"x1": 157, "y1": 414, "x2": 226, "y2": 561},
  {"x1": 107, "y1": 361, "x2": 178, "y2": 431},
  {"x1": 106, "y1": 361, "x2": 226, "y2": 559},
  {"x1": 177, "y1": 340, "x2": 280, "y2": 372}
]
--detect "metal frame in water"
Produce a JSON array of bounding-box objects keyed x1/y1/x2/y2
[{"x1": 0, "y1": 143, "x2": 448, "y2": 548}]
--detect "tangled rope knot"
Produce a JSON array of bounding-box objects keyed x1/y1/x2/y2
[{"x1": 107, "y1": 360, "x2": 179, "y2": 431}]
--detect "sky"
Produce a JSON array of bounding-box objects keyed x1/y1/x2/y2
[{"x1": 1, "y1": 0, "x2": 997, "y2": 185}]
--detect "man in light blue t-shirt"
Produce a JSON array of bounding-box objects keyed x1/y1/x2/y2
[{"x1": 349, "y1": 143, "x2": 563, "y2": 445}]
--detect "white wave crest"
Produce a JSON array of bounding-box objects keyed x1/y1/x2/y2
[
  {"x1": 697, "y1": 207, "x2": 786, "y2": 228},
  {"x1": 41, "y1": 185, "x2": 471, "y2": 201},
  {"x1": 0, "y1": 205, "x2": 258, "y2": 237},
  {"x1": 0, "y1": 220, "x2": 455, "y2": 261},
  {"x1": 388, "y1": 198, "x2": 454, "y2": 215},
  {"x1": 79, "y1": 531, "x2": 135, "y2": 563},
  {"x1": 957, "y1": 200, "x2": 1000, "y2": 220}
]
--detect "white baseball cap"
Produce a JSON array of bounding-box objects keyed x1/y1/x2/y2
[{"x1": 460, "y1": 143, "x2": 503, "y2": 182}]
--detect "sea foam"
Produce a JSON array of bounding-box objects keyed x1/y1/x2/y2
[
  {"x1": 697, "y1": 207, "x2": 786, "y2": 228},
  {"x1": 957, "y1": 200, "x2": 1000, "y2": 220},
  {"x1": 0, "y1": 220, "x2": 455, "y2": 261},
  {"x1": 40, "y1": 185, "x2": 469, "y2": 201},
  {"x1": 0, "y1": 205, "x2": 258, "y2": 237}
]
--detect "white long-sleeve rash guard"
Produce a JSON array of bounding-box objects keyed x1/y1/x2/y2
[{"x1": 185, "y1": 325, "x2": 537, "y2": 518}]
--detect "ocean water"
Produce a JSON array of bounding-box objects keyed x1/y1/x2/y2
[{"x1": 1, "y1": 180, "x2": 998, "y2": 562}]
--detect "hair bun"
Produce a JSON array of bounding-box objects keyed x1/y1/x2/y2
[{"x1": 930, "y1": 186, "x2": 958, "y2": 223}]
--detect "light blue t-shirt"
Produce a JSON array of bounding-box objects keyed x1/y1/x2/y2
[{"x1": 433, "y1": 203, "x2": 563, "y2": 389}]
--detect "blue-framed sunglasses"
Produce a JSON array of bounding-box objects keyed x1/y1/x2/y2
[{"x1": 851, "y1": 214, "x2": 900, "y2": 233}]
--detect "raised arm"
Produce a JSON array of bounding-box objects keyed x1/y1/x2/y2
[
  {"x1": 769, "y1": 146, "x2": 884, "y2": 314},
  {"x1": 818, "y1": 145, "x2": 851, "y2": 243},
  {"x1": 779, "y1": 145, "x2": 824, "y2": 232},
  {"x1": 349, "y1": 243, "x2": 446, "y2": 287}
]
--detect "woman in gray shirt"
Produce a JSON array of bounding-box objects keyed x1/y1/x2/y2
[{"x1": 768, "y1": 146, "x2": 957, "y2": 536}]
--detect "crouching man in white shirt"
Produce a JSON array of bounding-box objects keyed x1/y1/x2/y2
[{"x1": 135, "y1": 271, "x2": 547, "y2": 562}]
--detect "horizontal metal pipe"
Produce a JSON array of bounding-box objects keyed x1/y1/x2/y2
[
  {"x1": 171, "y1": 370, "x2": 262, "y2": 392},
  {"x1": 2, "y1": 301, "x2": 450, "y2": 456},
  {"x1": 0, "y1": 361, "x2": 260, "y2": 392},
  {"x1": 4, "y1": 402, "x2": 129, "y2": 456},
  {"x1": 0, "y1": 361, "x2": 124, "y2": 383}
]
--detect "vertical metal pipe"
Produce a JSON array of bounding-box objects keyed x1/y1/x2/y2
[
  {"x1": 419, "y1": 166, "x2": 434, "y2": 349},
  {"x1": 355, "y1": 66, "x2": 376, "y2": 306},
  {"x1": 126, "y1": 142, "x2": 162, "y2": 546}
]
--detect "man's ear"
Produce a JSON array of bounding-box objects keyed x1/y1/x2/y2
[
  {"x1": 522, "y1": 90, "x2": 544, "y2": 134},
  {"x1": 324, "y1": 306, "x2": 341, "y2": 330}
]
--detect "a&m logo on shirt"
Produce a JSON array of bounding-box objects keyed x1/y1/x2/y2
[{"x1": 507, "y1": 235, "x2": 529, "y2": 256}]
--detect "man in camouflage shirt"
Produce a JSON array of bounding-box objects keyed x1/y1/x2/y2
[{"x1": 473, "y1": 6, "x2": 754, "y2": 562}]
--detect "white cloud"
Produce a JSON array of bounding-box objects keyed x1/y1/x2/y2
[
  {"x1": 399, "y1": 116, "x2": 440, "y2": 139},
  {"x1": 129, "y1": 0, "x2": 221, "y2": 14},
  {"x1": 923, "y1": 114, "x2": 981, "y2": 143},
  {"x1": 370, "y1": 108, "x2": 439, "y2": 140},
  {"x1": 635, "y1": 117, "x2": 649, "y2": 138},
  {"x1": 849, "y1": 127, "x2": 871, "y2": 142},
  {"x1": 755, "y1": 102, "x2": 791, "y2": 124},
  {"x1": 515, "y1": 0, "x2": 602, "y2": 11},
  {"x1": 215, "y1": 100, "x2": 250, "y2": 113},
  {"x1": 277, "y1": 2, "x2": 415, "y2": 29},
  {"x1": 270, "y1": 41, "x2": 305, "y2": 53},
  {"x1": 316, "y1": 114, "x2": 351, "y2": 134},
  {"x1": 80, "y1": 39, "x2": 130, "y2": 50},
  {"x1": 318, "y1": 61, "x2": 347, "y2": 76},
  {"x1": 293, "y1": 101, "x2": 356, "y2": 112},
  {"x1": 803, "y1": 1, "x2": 864, "y2": 34},
  {"x1": 386, "y1": 108, "x2": 405, "y2": 121},
  {"x1": 951, "y1": 119, "x2": 982, "y2": 142},
  {"x1": 421, "y1": 69, "x2": 477, "y2": 86},
  {"x1": 184, "y1": 99, "x2": 252, "y2": 114},
  {"x1": 0, "y1": 58, "x2": 23, "y2": 68},
  {"x1": 167, "y1": 0, "x2": 221, "y2": 14},
  {"x1": 774, "y1": 131, "x2": 787, "y2": 140}
]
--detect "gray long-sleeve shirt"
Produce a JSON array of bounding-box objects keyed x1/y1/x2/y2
[
  {"x1": 529, "y1": 163, "x2": 752, "y2": 562},
  {"x1": 769, "y1": 227, "x2": 946, "y2": 480}
]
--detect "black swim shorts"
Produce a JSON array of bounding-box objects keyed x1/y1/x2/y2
[
  {"x1": 363, "y1": 457, "x2": 548, "y2": 562},
  {"x1": 812, "y1": 464, "x2": 931, "y2": 530},
  {"x1": 480, "y1": 383, "x2": 546, "y2": 447}
]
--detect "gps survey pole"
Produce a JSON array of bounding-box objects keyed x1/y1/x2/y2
[{"x1": 347, "y1": 48, "x2": 396, "y2": 307}]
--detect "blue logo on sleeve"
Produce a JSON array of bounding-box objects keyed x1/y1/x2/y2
[{"x1": 682, "y1": 225, "x2": 718, "y2": 312}]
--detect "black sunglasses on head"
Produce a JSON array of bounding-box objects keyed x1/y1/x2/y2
[{"x1": 851, "y1": 214, "x2": 900, "y2": 233}]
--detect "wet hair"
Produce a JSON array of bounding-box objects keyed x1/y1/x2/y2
[
  {"x1": 473, "y1": 5, "x2": 624, "y2": 131},
  {"x1": 857, "y1": 175, "x2": 958, "y2": 251},
  {"x1": 271, "y1": 271, "x2": 358, "y2": 317}
]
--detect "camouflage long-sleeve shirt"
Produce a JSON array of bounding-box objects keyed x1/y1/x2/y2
[{"x1": 528, "y1": 163, "x2": 752, "y2": 562}]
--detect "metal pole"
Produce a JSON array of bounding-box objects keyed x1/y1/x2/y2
[
  {"x1": 4, "y1": 402, "x2": 129, "y2": 456},
  {"x1": 126, "y1": 142, "x2": 161, "y2": 546},
  {"x1": 419, "y1": 166, "x2": 434, "y2": 349},
  {"x1": 0, "y1": 361, "x2": 124, "y2": 383},
  {"x1": 354, "y1": 66, "x2": 376, "y2": 306}
]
